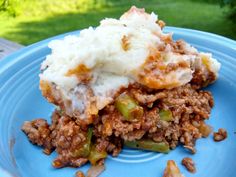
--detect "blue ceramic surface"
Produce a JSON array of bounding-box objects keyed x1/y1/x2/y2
[{"x1": 0, "y1": 27, "x2": 236, "y2": 177}]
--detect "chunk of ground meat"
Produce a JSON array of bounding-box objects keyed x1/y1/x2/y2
[
  {"x1": 160, "y1": 84, "x2": 213, "y2": 120},
  {"x1": 191, "y1": 68, "x2": 216, "y2": 89},
  {"x1": 106, "y1": 137, "x2": 122, "y2": 156},
  {"x1": 130, "y1": 87, "x2": 166, "y2": 104},
  {"x1": 94, "y1": 105, "x2": 160, "y2": 141},
  {"x1": 213, "y1": 128, "x2": 227, "y2": 142},
  {"x1": 181, "y1": 157, "x2": 196, "y2": 173},
  {"x1": 50, "y1": 112, "x2": 88, "y2": 168},
  {"x1": 21, "y1": 119, "x2": 53, "y2": 154},
  {"x1": 95, "y1": 136, "x2": 122, "y2": 157}
]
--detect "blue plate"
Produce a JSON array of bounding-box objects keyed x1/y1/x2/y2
[{"x1": 0, "y1": 27, "x2": 236, "y2": 177}]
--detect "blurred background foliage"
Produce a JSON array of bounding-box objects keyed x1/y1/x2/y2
[
  {"x1": 0, "y1": 0, "x2": 108, "y2": 17},
  {"x1": 219, "y1": 0, "x2": 236, "y2": 21},
  {"x1": 0, "y1": 0, "x2": 235, "y2": 45}
]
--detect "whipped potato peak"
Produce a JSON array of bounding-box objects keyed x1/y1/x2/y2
[{"x1": 39, "y1": 6, "x2": 220, "y2": 122}]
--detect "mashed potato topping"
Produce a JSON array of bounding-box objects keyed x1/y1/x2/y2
[{"x1": 39, "y1": 6, "x2": 220, "y2": 123}]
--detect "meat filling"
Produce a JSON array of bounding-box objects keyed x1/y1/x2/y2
[{"x1": 22, "y1": 82, "x2": 214, "y2": 168}]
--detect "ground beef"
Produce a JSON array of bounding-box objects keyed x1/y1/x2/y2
[
  {"x1": 171, "y1": 40, "x2": 189, "y2": 55},
  {"x1": 130, "y1": 87, "x2": 166, "y2": 104},
  {"x1": 95, "y1": 105, "x2": 159, "y2": 141},
  {"x1": 94, "y1": 84, "x2": 213, "y2": 149},
  {"x1": 181, "y1": 157, "x2": 196, "y2": 173},
  {"x1": 21, "y1": 119, "x2": 53, "y2": 155},
  {"x1": 93, "y1": 136, "x2": 122, "y2": 157},
  {"x1": 213, "y1": 128, "x2": 227, "y2": 142},
  {"x1": 22, "y1": 111, "x2": 89, "y2": 168},
  {"x1": 22, "y1": 83, "x2": 215, "y2": 169},
  {"x1": 50, "y1": 112, "x2": 88, "y2": 168},
  {"x1": 191, "y1": 68, "x2": 216, "y2": 89}
]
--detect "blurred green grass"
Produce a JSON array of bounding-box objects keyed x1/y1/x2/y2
[{"x1": 0, "y1": 0, "x2": 235, "y2": 45}]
